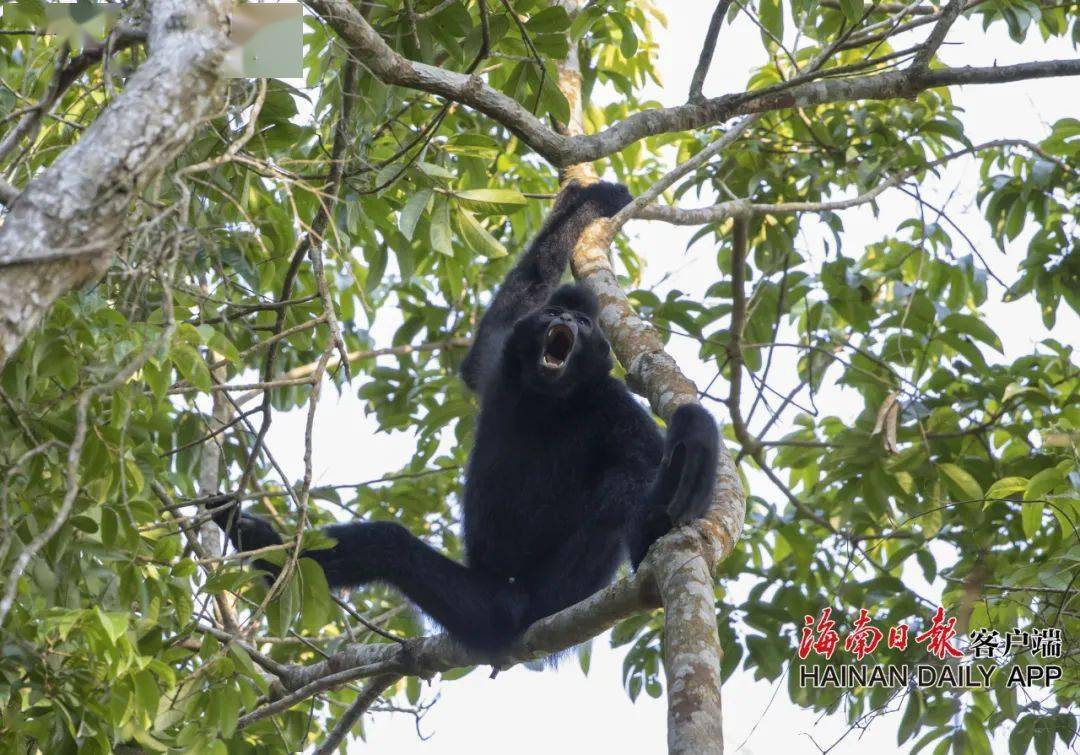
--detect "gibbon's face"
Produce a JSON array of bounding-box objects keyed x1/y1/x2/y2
[{"x1": 512, "y1": 283, "x2": 612, "y2": 395}]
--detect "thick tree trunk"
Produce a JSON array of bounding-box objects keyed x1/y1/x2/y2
[
  {"x1": 571, "y1": 220, "x2": 743, "y2": 755},
  {"x1": 0, "y1": 0, "x2": 232, "y2": 368},
  {"x1": 551, "y1": 13, "x2": 744, "y2": 753}
]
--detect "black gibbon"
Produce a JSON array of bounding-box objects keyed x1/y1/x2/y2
[{"x1": 214, "y1": 180, "x2": 719, "y2": 652}]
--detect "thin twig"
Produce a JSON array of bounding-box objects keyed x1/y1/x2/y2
[{"x1": 688, "y1": 0, "x2": 733, "y2": 101}]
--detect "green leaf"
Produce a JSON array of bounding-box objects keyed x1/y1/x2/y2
[
  {"x1": 898, "y1": 691, "x2": 922, "y2": 744},
  {"x1": 70, "y1": 515, "x2": 98, "y2": 533},
  {"x1": 453, "y1": 188, "x2": 527, "y2": 214},
  {"x1": 1025, "y1": 466, "x2": 1064, "y2": 501},
  {"x1": 1022, "y1": 501, "x2": 1043, "y2": 539},
  {"x1": 172, "y1": 344, "x2": 211, "y2": 392},
  {"x1": 578, "y1": 639, "x2": 593, "y2": 675},
  {"x1": 538, "y1": 75, "x2": 572, "y2": 125},
  {"x1": 398, "y1": 189, "x2": 432, "y2": 242},
  {"x1": 965, "y1": 712, "x2": 993, "y2": 755},
  {"x1": 838, "y1": 0, "x2": 863, "y2": 22},
  {"x1": 132, "y1": 669, "x2": 161, "y2": 715},
  {"x1": 1034, "y1": 721, "x2": 1054, "y2": 755},
  {"x1": 610, "y1": 12, "x2": 638, "y2": 59},
  {"x1": 986, "y1": 476, "x2": 1028, "y2": 501},
  {"x1": 941, "y1": 313, "x2": 1003, "y2": 353},
  {"x1": 200, "y1": 568, "x2": 260, "y2": 595},
  {"x1": 939, "y1": 463, "x2": 983, "y2": 501},
  {"x1": 298, "y1": 558, "x2": 333, "y2": 633},
  {"x1": 417, "y1": 161, "x2": 455, "y2": 181},
  {"x1": 95, "y1": 608, "x2": 128, "y2": 645},
  {"x1": 525, "y1": 6, "x2": 570, "y2": 33},
  {"x1": 1002, "y1": 381, "x2": 1041, "y2": 403},
  {"x1": 455, "y1": 208, "x2": 508, "y2": 259},
  {"x1": 759, "y1": 0, "x2": 783, "y2": 41},
  {"x1": 1056, "y1": 714, "x2": 1077, "y2": 749},
  {"x1": 269, "y1": 567, "x2": 300, "y2": 638},
  {"x1": 217, "y1": 685, "x2": 239, "y2": 738},
  {"x1": 429, "y1": 198, "x2": 454, "y2": 256}
]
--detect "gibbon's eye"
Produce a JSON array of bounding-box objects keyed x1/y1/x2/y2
[
  {"x1": 576, "y1": 314, "x2": 591, "y2": 327},
  {"x1": 543, "y1": 306, "x2": 561, "y2": 317}
]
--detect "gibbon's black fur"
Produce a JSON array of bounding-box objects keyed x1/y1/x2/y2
[{"x1": 213, "y1": 181, "x2": 720, "y2": 653}]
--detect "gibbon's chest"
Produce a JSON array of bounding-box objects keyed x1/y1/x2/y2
[
  {"x1": 463, "y1": 395, "x2": 614, "y2": 565},
  {"x1": 468, "y1": 399, "x2": 608, "y2": 505}
]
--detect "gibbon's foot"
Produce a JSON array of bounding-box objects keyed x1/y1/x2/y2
[{"x1": 664, "y1": 403, "x2": 720, "y2": 525}]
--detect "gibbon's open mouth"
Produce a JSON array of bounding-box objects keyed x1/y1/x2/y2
[{"x1": 541, "y1": 323, "x2": 574, "y2": 370}]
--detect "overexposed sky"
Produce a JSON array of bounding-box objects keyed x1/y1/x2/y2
[{"x1": 261, "y1": 6, "x2": 1079, "y2": 753}]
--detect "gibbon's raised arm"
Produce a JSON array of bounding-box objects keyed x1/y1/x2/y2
[{"x1": 459, "y1": 181, "x2": 631, "y2": 395}]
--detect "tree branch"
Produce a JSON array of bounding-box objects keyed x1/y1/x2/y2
[
  {"x1": 565, "y1": 172, "x2": 743, "y2": 755},
  {"x1": 688, "y1": 0, "x2": 734, "y2": 101},
  {"x1": 302, "y1": 0, "x2": 1080, "y2": 167},
  {"x1": 0, "y1": 0, "x2": 230, "y2": 368},
  {"x1": 610, "y1": 115, "x2": 759, "y2": 230},
  {"x1": 237, "y1": 565, "x2": 659, "y2": 728},
  {"x1": 635, "y1": 138, "x2": 1063, "y2": 225},
  {"x1": 303, "y1": 0, "x2": 566, "y2": 160},
  {"x1": 910, "y1": 0, "x2": 963, "y2": 71},
  {"x1": 314, "y1": 673, "x2": 403, "y2": 755}
]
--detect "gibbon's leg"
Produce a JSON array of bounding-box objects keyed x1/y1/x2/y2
[
  {"x1": 521, "y1": 509, "x2": 627, "y2": 626},
  {"x1": 213, "y1": 505, "x2": 528, "y2": 651},
  {"x1": 627, "y1": 403, "x2": 720, "y2": 569},
  {"x1": 319, "y1": 521, "x2": 529, "y2": 650}
]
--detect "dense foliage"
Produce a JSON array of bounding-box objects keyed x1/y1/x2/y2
[{"x1": 0, "y1": 0, "x2": 1077, "y2": 753}]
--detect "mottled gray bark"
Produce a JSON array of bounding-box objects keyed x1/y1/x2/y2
[
  {"x1": 572, "y1": 218, "x2": 743, "y2": 755},
  {"x1": 198, "y1": 364, "x2": 233, "y2": 557},
  {"x1": 0, "y1": 0, "x2": 232, "y2": 368},
  {"x1": 543, "y1": 26, "x2": 741, "y2": 750}
]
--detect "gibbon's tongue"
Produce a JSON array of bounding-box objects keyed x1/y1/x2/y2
[{"x1": 542, "y1": 323, "x2": 574, "y2": 368}]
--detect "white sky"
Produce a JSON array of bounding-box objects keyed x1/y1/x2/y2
[{"x1": 261, "y1": 6, "x2": 1079, "y2": 753}]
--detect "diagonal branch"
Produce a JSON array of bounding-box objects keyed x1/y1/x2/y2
[
  {"x1": 314, "y1": 673, "x2": 403, "y2": 755},
  {"x1": 688, "y1": 0, "x2": 734, "y2": 101},
  {"x1": 610, "y1": 115, "x2": 760, "y2": 230},
  {"x1": 553, "y1": 31, "x2": 743, "y2": 754},
  {"x1": 569, "y1": 217, "x2": 742, "y2": 755},
  {"x1": 910, "y1": 0, "x2": 963, "y2": 71}
]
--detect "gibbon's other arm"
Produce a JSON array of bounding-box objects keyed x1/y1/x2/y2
[{"x1": 459, "y1": 181, "x2": 631, "y2": 395}]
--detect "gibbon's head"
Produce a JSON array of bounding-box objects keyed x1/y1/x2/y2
[{"x1": 511, "y1": 283, "x2": 612, "y2": 396}]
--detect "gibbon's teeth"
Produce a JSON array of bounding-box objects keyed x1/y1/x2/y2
[{"x1": 543, "y1": 323, "x2": 574, "y2": 367}]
